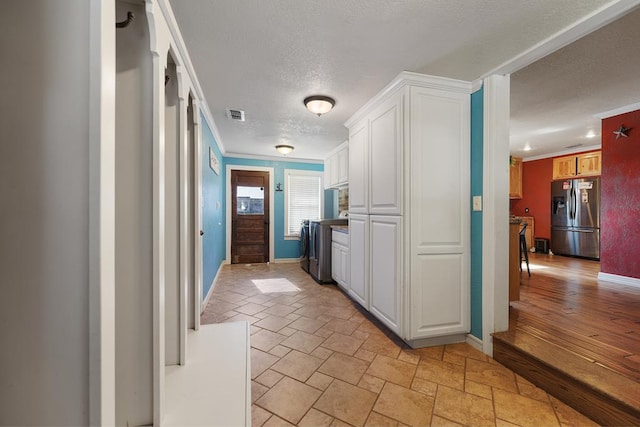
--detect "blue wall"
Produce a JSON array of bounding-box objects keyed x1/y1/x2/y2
[
  {"x1": 470, "y1": 87, "x2": 484, "y2": 339},
  {"x1": 201, "y1": 114, "x2": 226, "y2": 299},
  {"x1": 224, "y1": 157, "x2": 328, "y2": 260}
]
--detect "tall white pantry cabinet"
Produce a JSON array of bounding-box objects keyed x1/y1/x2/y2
[{"x1": 347, "y1": 72, "x2": 471, "y2": 347}]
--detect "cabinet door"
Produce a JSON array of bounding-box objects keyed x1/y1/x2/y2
[
  {"x1": 519, "y1": 216, "x2": 534, "y2": 251},
  {"x1": 338, "y1": 147, "x2": 349, "y2": 185},
  {"x1": 369, "y1": 92, "x2": 403, "y2": 215},
  {"x1": 324, "y1": 156, "x2": 334, "y2": 190},
  {"x1": 553, "y1": 155, "x2": 576, "y2": 180},
  {"x1": 408, "y1": 85, "x2": 470, "y2": 340},
  {"x1": 509, "y1": 157, "x2": 523, "y2": 199},
  {"x1": 348, "y1": 214, "x2": 369, "y2": 308},
  {"x1": 340, "y1": 246, "x2": 349, "y2": 290},
  {"x1": 576, "y1": 151, "x2": 601, "y2": 177},
  {"x1": 330, "y1": 152, "x2": 340, "y2": 187},
  {"x1": 370, "y1": 215, "x2": 402, "y2": 335},
  {"x1": 348, "y1": 120, "x2": 368, "y2": 213},
  {"x1": 331, "y1": 241, "x2": 341, "y2": 285}
]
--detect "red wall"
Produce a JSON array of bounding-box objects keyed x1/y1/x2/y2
[
  {"x1": 511, "y1": 158, "x2": 553, "y2": 240},
  {"x1": 601, "y1": 110, "x2": 640, "y2": 279}
]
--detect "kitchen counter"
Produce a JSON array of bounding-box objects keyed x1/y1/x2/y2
[{"x1": 331, "y1": 225, "x2": 349, "y2": 234}]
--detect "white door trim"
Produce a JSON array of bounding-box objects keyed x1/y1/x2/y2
[
  {"x1": 89, "y1": 0, "x2": 116, "y2": 424},
  {"x1": 481, "y1": 75, "x2": 511, "y2": 357},
  {"x1": 225, "y1": 165, "x2": 276, "y2": 264},
  {"x1": 193, "y1": 98, "x2": 203, "y2": 327}
]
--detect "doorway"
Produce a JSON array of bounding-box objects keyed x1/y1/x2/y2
[{"x1": 230, "y1": 170, "x2": 270, "y2": 264}]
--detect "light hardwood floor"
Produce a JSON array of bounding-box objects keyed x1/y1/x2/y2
[{"x1": 512, "y1": 252, "x2": 640, "y2": 381}]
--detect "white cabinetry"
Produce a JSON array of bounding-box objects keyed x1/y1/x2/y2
[
  {"x1": 324, "y1": 141, "x2": 349, "y2": 189},
  {"x1": 348, "y1": 122, "x2": 368, "y2": 213},
  {"x1": 369, "y1": 93, "x2": 403, "y2": 215},
  {"x1": 331, "y1": 230, "x2": 349, "y2": 291},
  {"x1": 345, "y1": 72, "x2": 471, "y2": 347},
  {"x1": 348, "y1": 214, "x2": 369, "y2": 308},
  {"x1": 370, "y1": 215, "x2": 402, "y2": 335}
]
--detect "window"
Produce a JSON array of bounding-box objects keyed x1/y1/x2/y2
[{"x1": 284, "y1": 169, "x2": 323, "y2": 237}]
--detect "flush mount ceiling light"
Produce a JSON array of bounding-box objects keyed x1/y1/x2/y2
[
  {"x1": 304, "y1": 95, "x2": 335, "y2": 117},
  {"x1": 275, "y1": 144, "x2": 294, "y2": 155}
]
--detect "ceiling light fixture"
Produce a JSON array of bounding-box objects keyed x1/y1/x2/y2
[
  {"x1": 275, "y1": 144, "x2": 294, "y2": 155},
  {"x1": 586, "y1": 130, "x2": 596, "y2": 138},
  {"x1": 304, "y1": 95, "x2": 335, "y2": 116},
  {"x1": 523, "y1": 144, "x2": 532, "y2": 151}
]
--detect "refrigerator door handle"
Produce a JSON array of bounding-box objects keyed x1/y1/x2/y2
[
  {"x1": 574, "y1": 229, "x2": 595, "y2": 233},
  {"x1": 570, "y1": 187, "x2": 576, "y2": 220}
]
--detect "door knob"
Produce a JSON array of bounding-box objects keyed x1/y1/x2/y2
[{"x1": 200, "y1": 230, "x2": 204, "y2": 236}]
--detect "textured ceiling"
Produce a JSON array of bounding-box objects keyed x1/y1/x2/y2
[
  {"x1": 510, "y1": 6, "x2": 640, "y2": 159},
  {"x1": 168, "y1": 0, "x2": 635, "y2": 161}
]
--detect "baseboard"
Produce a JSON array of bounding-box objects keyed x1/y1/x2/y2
[
  {"x1": 201, "y1": 263, "x2": 223, "y2": 313},
  {"x1": 466, "y1": 334, "x2": 483, "y2": 353},
  {"x1": 598, "y1": 272, "x2": 640, "y2": 289},
  {"x1": 405, "y1": 333, "x2": 467, "y2": 349},
  {"x1": 273, "y1": 258, "x2": 300, "y2": 264}
]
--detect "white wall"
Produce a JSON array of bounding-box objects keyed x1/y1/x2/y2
[
  {"x1": 114, "y1": 1, "x2": 154, "y2": 425},
  {"x1": 0, "y1": 1, "x2": 91, "y2": 424}
]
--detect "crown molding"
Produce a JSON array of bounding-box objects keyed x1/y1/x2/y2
[
  {"x1": 593, "y1": 101, "x2": 640, "y2": 119},
  {"x1": 522, "y1": 143, "x2": 601, "y2": 162}
]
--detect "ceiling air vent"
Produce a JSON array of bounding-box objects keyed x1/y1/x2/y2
[
  {"x1": 226, "y1": 108, "x2": 245, "y2": 122},
  {"x1": 564, "y1": 143, "x2": 584, "y2": 149}
]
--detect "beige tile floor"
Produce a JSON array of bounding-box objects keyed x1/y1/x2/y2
[{"x1": 202, "y1": 263, "x2": 598, "y2": 427}]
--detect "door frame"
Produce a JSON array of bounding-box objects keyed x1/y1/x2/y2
[
  {"x1": 479, "y1": 1, "x2": 640, "y2": 356},
  {"x1": 226, "y1": 165, "x2": 275, "y2": 263}
]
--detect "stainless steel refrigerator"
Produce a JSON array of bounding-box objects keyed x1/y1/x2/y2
[{"x1": 550, "y1": 177, "x2": 600, "y2": 259}]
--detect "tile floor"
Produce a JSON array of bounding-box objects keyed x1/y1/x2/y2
[{"x1": 202, "y1": 263, "x2": 598, "y2": 427}]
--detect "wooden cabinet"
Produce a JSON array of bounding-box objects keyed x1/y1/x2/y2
[
  {"x1": 553, "y1": 151, "x2": 601, "y2": 180},
  {"x1": 348, "y1": 214, "x2": 369, "y2": 308},
  {"x1": 346, "y1": 72, "x2": 471, "y2": 346},
  {"x1": 577, "y1": 151, "x2": 601, "y2": 177},
  {"x1": 509, "y1": 156, "x2": 523, "y2": 199},
  {"x1": 370, "y1": 216, "x2": 402, "y2": 335},
  {"x1": 518, "y1": 216, "x2": 535, "y2": 251},
  {"x1": 324, "y1": 141, "x2": 349, "y2": 189},
  {"x1": 553, "y1": 155, "x2": 577, "y2": 179},
  {"x1": 331, "y1": 230, "x2": 349, "y2": 291}
]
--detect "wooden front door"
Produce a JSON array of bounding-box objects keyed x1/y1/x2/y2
[{"x1": 231, "y1": 170, "x2": 270, "y2": 264}]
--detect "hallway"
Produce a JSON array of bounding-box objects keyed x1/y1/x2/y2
[{"x1": 202, "y1": 263, "x2": 597, "y2": 426}]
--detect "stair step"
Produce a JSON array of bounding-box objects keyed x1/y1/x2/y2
[{"x1": 493, "y1": 328, "x2": 640, "y2": 426}]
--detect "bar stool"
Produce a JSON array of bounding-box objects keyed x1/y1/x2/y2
[{"x1": 520, "y1": 222, "x2": 531, "y2": 277}]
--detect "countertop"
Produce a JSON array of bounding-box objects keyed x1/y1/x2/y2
[
  {"x1": 509, "y1": 216, "x2": 523, "y2": 224},
  {"x1": 331, "y1": 225, "x2": 349, "y2": 234}
]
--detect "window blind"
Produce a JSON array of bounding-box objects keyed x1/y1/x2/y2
[{"x1": 287, "y1": 173, "x2": 321, "y2": 236}]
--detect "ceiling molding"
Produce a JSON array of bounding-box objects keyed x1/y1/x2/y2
[
  {"x1": 471, "y1": 79, "x2": 483, "y2": 93},
  {"x1": 484, "y1": 0, "x2": 640, "y2": 78},
  {"x1": 224, "y1": 152, "x2": 324, "y2": 164},
  {"x1": 522, "y1": 143, "x2": 601, "y2": 162},
  {"x1": 594, "y1": 101, "x2": 640, "y2": 119},
  {"x1": 345, "y1": 71, "x2": 472, "y2": 128},
  {"x1": 157, "y1": 0, "x2": 226, "y2": 156}
]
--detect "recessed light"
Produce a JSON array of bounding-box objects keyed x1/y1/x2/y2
[
  {"x1": 586, "y1": 130, "x2": 596, "y2": 138},
  {"x1": 523, "y1": 144, "x2": 532, "y2": 151}
]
